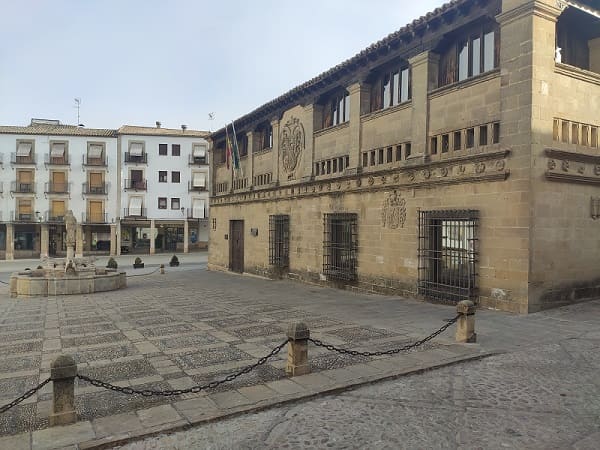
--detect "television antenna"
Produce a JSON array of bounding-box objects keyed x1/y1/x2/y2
[{"x1": 74, "y1": 98, "x2": 82, "y2": 125}]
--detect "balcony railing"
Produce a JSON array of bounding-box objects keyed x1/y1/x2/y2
[
  {"x1": 45, "y1": 211, "x2": 65, "y2": 223},
  {"x1": 11, "y1": 181, "x2": 36, "y2": 194},
  {"x1": 186, "y1": 208, "x2": 207, "y2": 219},
  {"x1": 11, "y1": 211, "x2": 36, "y2": 222},
  {"x1": 82, "y1": 212, "x2": 108, "y2": 223},
  {"x1": 44, "y1": 154, "x2": 70, "y2": 166},
  {"x1": 123, "y1": 208, "x2": 147, "y2": 218},
  {"x1": 82, "y1": 154, "x2": 108, "y2": 167},
  {"x1": 44, "y1": 182, "x2": 70, "y2": 194},
  {"x1": 188, "y1": 155, "x2": 207, "y2": 165},
  {"x1": 10, "y1": 153, "x2": 36, "y2": 165},
  {"x1": 188, "y1": 181, "x2": 207, "y2": 192},
  {"x1": 124, "y1": 152, "x2": 148, "y2": 164},
  {"x1": 124, "y1": 179, "x2": 147, "y2": 191},
  {"x1": 82, "y1": 182, "x2": 108, "y2": 195}
]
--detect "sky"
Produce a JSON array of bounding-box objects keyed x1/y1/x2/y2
[{"x1": 0, "y1": 0, "x2": 446, "y2": 132}]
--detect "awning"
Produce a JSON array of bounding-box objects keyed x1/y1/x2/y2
[
  {"x1": 51, "y1": 143, "x2": 65, "y2": 157},
  {"x1": 129, "y1": 143, "x2": 143, "y2": 156},
  {"x1": 193, "y1": 144, "x2": 207, "y2": 157},
  {"x1": 193, "y1": 172, "x2": 206, "y2": 188},
  {"x1": 193, "y1": 199, "x2": 205, "y2": 218},
  {"x1": 16, "y1": 142, "x2": 32, "y2": 156},
  {"x1": 129, "y1": 197, "x2": 142, "y2": 215},
  {"x1": 88, "y1": 144, "x2": 103, "y2": 158}
]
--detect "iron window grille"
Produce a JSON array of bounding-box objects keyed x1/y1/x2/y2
[
  {"x1": 269, "y1": 215, "x2": 289, "y2": 268},
  {"x1": 323, "y1": 213, "x2": 358, "y2": 282},
  {"x1": 418, "y1": 209, "x2": 479, "y2": 303}
]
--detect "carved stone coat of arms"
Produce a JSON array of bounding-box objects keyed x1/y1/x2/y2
[
  {"x1": 381, "y1": 190, "x2": 406, "y2": 229},
  {"x1": 280, "y1": 117, "x2": 305, "y2": 176}
]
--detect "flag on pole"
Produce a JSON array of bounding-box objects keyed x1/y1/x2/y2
[
  {"x1": 225, "y1": 125, "x2": 232, "y2": 170},
  {"x1": 230, "y1": 121, "x2": 242, "y2": 178}
]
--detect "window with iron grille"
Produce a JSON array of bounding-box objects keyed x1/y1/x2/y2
[
  {"x1": 269, "y1": 215, "x2": 289, "y2": 268},
  {"x1": 418, "y1": 210, "x2": 479, "y2": 303},
  {"x1": 323, "y1": 213, "x2": 358, "y2": 281}
]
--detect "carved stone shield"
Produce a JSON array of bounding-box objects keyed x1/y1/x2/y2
[
  {"x1": 280, "y1": 117, "x2": 305, "y2": 174},
  {"x1": 381, "y1": 191, "x2": 406, "y2": 229}
]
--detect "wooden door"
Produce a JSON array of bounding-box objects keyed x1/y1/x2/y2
[{"x1": 229, "y1": 220, "x2": 244, "y2": 273}]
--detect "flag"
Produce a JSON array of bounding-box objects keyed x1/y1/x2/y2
[
  {"x1": 225, "y1": 125, "x2": 232, "y2": 170},
  {"x1": 230, "y1": 121, "x2": 242, "y2": 178}
]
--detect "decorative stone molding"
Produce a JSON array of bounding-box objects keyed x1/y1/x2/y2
[
  {"x1": 280, "y1": 117, "x2": 305, "y2": 176},
  {"x1": 545, "y1": 149, "x2": 600, "y2": 185}
]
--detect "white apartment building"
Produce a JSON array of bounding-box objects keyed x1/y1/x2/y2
[
  {"x1": 117, "y1": 124, "x2": 209, "y2": 255},
  {"x1": 0, "y1": 119, "x2": 209, "y2": 259}
]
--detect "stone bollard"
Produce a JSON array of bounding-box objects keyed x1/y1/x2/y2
[
  {"x1": 160, "y1": 264, "x2": 165, "y2": 274},
  {"x1": 455, "y1": 300, "x2": 476, "y2": 343},
  {"x1": 49, "y1": 355, "x2": 77, "y2": 426},
  {"x1": 286, "y1": 322, "x2": 311, "y2": 376}
]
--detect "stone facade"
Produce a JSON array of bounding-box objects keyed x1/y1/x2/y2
[{"x1": 208, "y1": 0, "x2": 600, "y2": 313}]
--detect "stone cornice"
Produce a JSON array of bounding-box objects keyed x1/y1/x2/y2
[
  {"x1": 545, "y1": 148, "x2": 600, "y2": 164},
  {"x1": 496, "y1": 1, "x2": 561, "y2": 25},
  {"x1": 555, "y1": 63, "x2": 600, "y2": 86},
  {"x1": 545, "y1": 148, "x2": 600, "y2": 184}
]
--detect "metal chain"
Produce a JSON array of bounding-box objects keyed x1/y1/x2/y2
[
  {"x1": 126, "y1": 266, "x2": 162, "y2": 278},
  {"x1": 309, "y1": 314, "x2": 460, "y2": 357},
  {"x1": 0, "y1": 279, "x2": 8, "y2": 285},
  {"x1": 77, "y1": 339, "x2": 289, "y2": 396},
  {"x1": 0, "y1": 378, "x2": 51, "y2": 414}
]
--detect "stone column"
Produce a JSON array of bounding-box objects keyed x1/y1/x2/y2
[
  {"x1": 455, "y1": 300, "x2": 476, "y2": 343},
  {"x1": 6, "y1": 223, "x2": 14, "y2": 260},
  {"x1": 40, "y1": 224, "x2": 49, "y2": 258},
  {"x1": 301, "y1": 104, "x2": 316, "y2": 182},
  {"x1": 408, "y1": 51, "x2": 440, "y2": 159},
  {"x1": 246, "y1": 131, "x2": 254, "y2": 188},
  {"x1": 271, "y1": 119, "x2": 280, "y2": 184},
  {"x1": 149, "y1": 219, "x2": 155, "y2": 255},
  {"x1": 347, "y1": 82, "x2": 369, "y2": 173},
  {"x1": 286, "y1": 322, "x2": 310, "y2": 376},
  {"x1": 49, "y1": 355, "x2": 77, "y2": 426},
  {"x1": 183, "y1": 220, "x2": 189, "y2": 254},
  {"x1": 110, "y1": 224, "x2": 117, "y2": 256},
  {"x1": 116, "y1": 222, "x2": 122, "y2": 256},
  {"x1": 75, "y1": 224, "x2": 83, "y2": 258}
]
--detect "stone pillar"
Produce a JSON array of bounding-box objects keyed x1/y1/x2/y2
[
  {"x1": 49, "y1": 355, "x2": 77, "y2": 426},
  {"x1": 40, "y1": 224, "x2": 49, "y2": 259},
  {"x1": 589, "y1": 38, "x2": 600, "y2": 74},
  {"x1": 286, "y1": 322, "x2": 310, "y2": 376},
  {"x1": 246, "y1": 131, "x2": 254, "y2": 188},
  {"x1": 455, "y1": 300, "x2": 476, "y2": 343},
  {"x1": 110, "y1": 224, "x2": 117, "y2": 256},
  {"x1": 271, "y1": 119, "x2": 280, "y2": 184},
  {"x1": 116, "y1": 222, "x2": 122, "y2": 256},
  {"x1": 183, "y1": 220, "x2": 189, "y2": 254},
  {"x1": 347, "y1": 82, "x2": 369, "y2": 173},
  {"x1": 408, "y1": 51, "x2": 440, "y2": 159},
  {"x1": 5, "y1": 223, "x2": 14, "y2": 260},
  {"x1": 75, "y1": 224, "x2": 83, "y2": 258},
  {"x1": 149, "y1": 220, "x2": 155, "y2": 255}
]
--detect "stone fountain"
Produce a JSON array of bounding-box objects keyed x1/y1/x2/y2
[{"x1": 9, "y1": 210, "x2": 126, "y2": 297}]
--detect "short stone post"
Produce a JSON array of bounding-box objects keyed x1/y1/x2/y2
[
  {"x1": 286, "y1": 322, "x2": 310, "y2": 376},
  {"x1": 455, "y1": 300, "x2": 476, "y2": 343},
  {"x1": 160, "y1": 264, "x2": 165, "y2": 274},
  {"x1": 49, "y1": 355, "x2": 77, "y2": 426}
]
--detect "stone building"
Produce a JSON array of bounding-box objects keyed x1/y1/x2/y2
[{"x1": 208, "y1": 0, "x2": 600, "y2": 313}]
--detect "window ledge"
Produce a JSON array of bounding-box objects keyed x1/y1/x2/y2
[
  {"x1": 314, "y1": 121, "x2": 350, "y2": 137},
  {"x1": 429, "y1": 69, "x2": 500, "y2": 99},
  {"x1": 360, "y1": 101, "x2": 412, "y2": 123},
  {"x1": 555, "y1": 63, "x2": 600, "y2": 86}
]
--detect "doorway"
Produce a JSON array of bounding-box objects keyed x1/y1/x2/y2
[{"x1": 229, "y1": 220, "x2": 244, "y2": 273}]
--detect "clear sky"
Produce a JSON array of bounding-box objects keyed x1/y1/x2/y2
[{"x1": 0, "y1": 0, "x2": 446, "y2": 132}]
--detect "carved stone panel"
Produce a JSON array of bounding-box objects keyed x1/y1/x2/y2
[
  {"x1": 381, "y1": 190, "x2": 406, "y2": 229},
  {"x1": 280, "y1": 117, "x2": 305, "y2": 178}
]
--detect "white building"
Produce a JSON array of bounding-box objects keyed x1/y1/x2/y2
[
  {"x1": 0, "y1": 119, "x2": 209, "y2": 259},
  {"x1": 117, "y1": 124, "x2": 209, "y2": 255}
]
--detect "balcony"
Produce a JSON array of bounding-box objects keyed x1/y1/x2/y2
[
  {"x1": 82, "y1": 212, "x2": 108, "y2": 223},
  {"x1": 188, "y1": 181, "x2": 207, "y2": 192},
  {"x1": 186, "y1": 208, "x2": 207, "y2": 219},
  {"x1": 11, "y1": 211, "x2": 36, "y2": 222},
  {"x1": 124, "y1": 179, "x2": 147, "y2": 191},
  {"x1": 124, "y1": 152, "x2": 148, "y2": 164},
  {"x1": 82, "y1": 182, "x2": 108, "y2": 195},
  {"x1": 11, "y1": 181, "x2": 36, "y2": 194},
  {"x1": 45, "y1": 211, "x2": 65, "y2": 223},
  {"x1": 45, "y1": 182, "x2": 70, "y2": 194},
  {"x1": 123, "y1": 208, "x2": 147, "y2": 218},
  {"x1": 188, "y1": 155, "x2": 207, "y2": 166},
  {"x1": 44, "y1": 154, "x2": 70, "y2": 166},
  {"x1": 83, "y1": 154, "x2": 108, "y2": 167},
  {"x1": 10, "y1": 152, "x2": 36, "y2": 165}
]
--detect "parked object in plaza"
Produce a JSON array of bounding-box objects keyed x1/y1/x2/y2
[
  {"x1": 133, "y1": 257, "x2": 144, "y2": 269},
  {"x1": 169, "y1": 255, "x2": 179, "y2": 267}
]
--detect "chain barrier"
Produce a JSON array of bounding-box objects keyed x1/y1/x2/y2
[
  {"x1": 126, "y1": 266, "x2": 162, "y2": 278},
  {"x1": 309, "y1": 314, "x2": 460, "y2": 357},
  {"x1": 0, "y1": 378, "x2": 51, "y2": 414},
  {"x1": 0, "y1": 279, "x2": 8, "y2": 285},
  {"x1": 77, "y1": 338, "x2": 289, "y2": 397}
]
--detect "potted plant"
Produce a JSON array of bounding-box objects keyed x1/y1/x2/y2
[
  {"x1": 169, "y1": 255, "x2": 179, "y2": 267},
  {"x1": 106, "y1": 257, "x2": 118, "y2": 269},
  {"x1": 133, "y1": 257, "x2": 144, "y2": 269}
]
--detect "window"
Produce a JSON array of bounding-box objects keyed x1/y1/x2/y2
[
  {"x1": 192, "y1": 199, "x2": 206, "y2": 218},
  {"x1": 158, "y1": 197, "x2": 167, "y2": 209},
  {"x1": 172, "y1": 144, "x2": 180, "y2": 156},
  {"x1": 193, "y1": 143, "x2": 208, "y2": 163},
  {"x1": 439, "y1": 24, "x2": 499, "y2": 86},
  {"x1": 479, "y1": 126, "x2": 488, "y2": 146},
  {"x1": 129, "y1": 142, "x2": 144, "y2": 156},
  {"x1": 192, "y1": 172, "x2": 206, "y2": 189},
  {"x1": 128, "y1": 197, "x2": 143, "y2": 216},
  {"x1": 269, "y1": 215, "x2": 290, "y2": 268},
  {"x1": 88, "y1": 200, "x2": 104, "y2": 222},
  {"x1": 256, "y1": 122, "x2": 273, "y2": 150},
  {"x1": 441, "y1": 134, "x2": 450, "y2": 153},
  {"x1": 454, "y1": 131, "x2": 462, "y2": 151},
  {"x1": 323, "y1": 213, "x2": 358, "y2": 281},
  {"x1": 237, "y1": 135, "x2": 248, "y2": 157},
  {"x1": 370, "y1": 66, "x2": 411, "y2": 111},
  {"x1": 87, "y1": 144, "x2": 104, "y2": 164},
  {"x1": 159, "y1": 144, "x2": 168, "y2": 155},
  {"x1": 171, "y1": 171, "x2": 180, "y2": 183},
  {"x1": 556, "y1": 7, "x2": 597, "y2": 72},
  {"x1": 50, "y1": 200, "x2": 65, "y2": 221},
  {"x1": 418, "y1": 210, "x2": 478, "y2": 303},
  {"x1": 159, "y1": 171, "x2": 167, "y2": 182},
  {"x1": 322, "y1": 91, "x2": 350, "y2": 128},
  {"x1": 171, "y1": 198, "x2": 180, "y2": 210},
  {"x1": 466, "y1": 128, "x2": 475, "y2": 148}
]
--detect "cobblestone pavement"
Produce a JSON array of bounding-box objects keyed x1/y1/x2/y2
[{"x1": 118, "y1": 333, "x2": 600, "y2": 450}]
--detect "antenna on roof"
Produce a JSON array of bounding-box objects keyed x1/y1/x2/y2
[{"x1": 74, "y1": 98, "x2": 82, "y2": 125}]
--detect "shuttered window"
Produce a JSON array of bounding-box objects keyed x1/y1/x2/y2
[
  {"x1": 193, "y1": 144, "x2": 207, "y2": 157},
  {"x1": 192, "y1": 199, "x2": 205, "y2": 218},
  {"x1": 129, "y1": 197, "x2": 142, "y2": 215},
  {"x1": 87, "y1": 144, "x2": 103, "y2": 158},
  {"x1": 129, "y1": 143, "x2": 144, "y2": 156},
  {"x1": 51, "y1": 143, "x2": 65, "y2": 157},
  {"x1": 193, "y1": 172, "x2": 206, "y2": 188},
  {"x1": 17, "y1": 142, "x2": 32, "y2": 156},
  {"x1": 51, "y1": 201, "x2": 65, "y2": 218}
]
